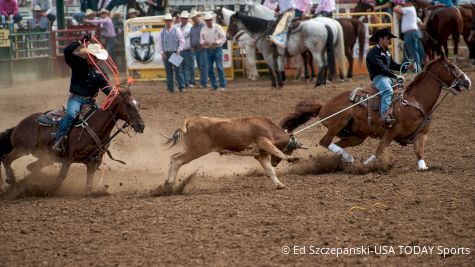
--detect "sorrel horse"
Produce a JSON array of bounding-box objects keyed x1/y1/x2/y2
[
  {"x1": 280, "y1": 56, "x2": 471, "y2": 170},
  {"x1": 415, "y1": 2, "x2": 463, "y2": 60},
  {"x1": 0, "y1": 87, "x2": 145, "y2": 195},
  {"x1": 459, "y1": 4, "x2": 475, "y2": 63}
]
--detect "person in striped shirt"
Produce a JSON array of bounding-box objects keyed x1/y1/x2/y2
[{"x1": 158, "y1": 13, "x2": 186, "y2": 93}]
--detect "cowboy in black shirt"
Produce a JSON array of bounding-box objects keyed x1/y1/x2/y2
[
  {"x1": 366, "y1": 28, "x2": 412, "y2": 126},
  {"x1": 52, "y1": 35, "x2": 111, "y2": 152}
]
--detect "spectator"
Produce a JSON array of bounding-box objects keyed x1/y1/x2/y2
[
  {"x1": 295, "y1": 0, "x2": 312, "y2": 17},
  {"x1": 0, "y1": 0, "x2": 22, "y2": 23},
  {"x1": 72, "y1": 0, "x2": 98, "y2": 23},
  {"x1": 200, "y1": 12, "x2": 227, "y2": 91},
  {"x1": 28, "y1": 4, "x2": 49, "y2": 30},
  {"x1": 127, "y1": 8, "x2": 139, "y2": 19},
  {"x1": 190, "y1": 10, "x2": 208, "y2": 88},
  {"x1": 30, "y1": 0, "x2": 55, "y2": 22},
  {"x1": 394, "y1": 0, "x2": 425, "y2": 68},
  {"x1": 374, "y1": 0, "x2": 393, "y2": 22},
  {"x1": 172, "y1": 11, "x2": 180, "y2": 26},
  {"x1": 86, "y1": 8, "x2": 117, "y2": 60},
  {"x1": 158, "y1": 13, "x2": 185, "y2": 93},
  {"x1": 178, "y1": 10, "x2": 195, "y2": 88},
  {"x1": 313, "y1": 0, "x2": 335, "y2": 17}
]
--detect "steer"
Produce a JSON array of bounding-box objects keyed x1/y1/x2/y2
[{"x1": 154, "y1": 116, "x2": 306, "y2": 195}]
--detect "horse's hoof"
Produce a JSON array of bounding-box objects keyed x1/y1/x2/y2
[{"x1": 151, "y1": 183, "x2": 174, "y2": 197}]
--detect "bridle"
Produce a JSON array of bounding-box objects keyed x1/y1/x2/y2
[{"x1": 420, "y1": 61, "x2": 465, "y2": 94}]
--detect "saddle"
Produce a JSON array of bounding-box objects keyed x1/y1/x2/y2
[
  {"x1": 348, "y1": 84, "x2": 401, "y2": 126},
  {"x1": 37, "y1": 105, "x2": 97, "y2": 127},
  {"x1": 288, "y1": 17, "x2": 305, "y2": 34}
]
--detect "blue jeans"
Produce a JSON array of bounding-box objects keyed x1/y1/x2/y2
[
  {"x1": 373, "y1": 75, "x2": 394, "y2": 118},
  {"x1": 179, "y1": 50, "x2": 195, "y2": 86},
  {"x1": 56, "y1": 95, "x2": 94, "y2": 138},
  {"x1": 206, "y1": 47, "x2": 226, "y2": 89},
  {"x1": 164, "y1": 51, "x2": 185, "y2": 91},
  {"x1": 104, "y1": 36, "x2": 116, "y2": 60},
  {"x1": 403, "y1": 30, "x2": 425, "y2": 69},
  {"x1": 194, "y1": 49, "x2": 208, "y2": 87}
]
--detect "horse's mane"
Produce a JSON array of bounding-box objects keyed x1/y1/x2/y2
[
  {"x1": 404, "y1": 58, "x2": 443, "y2": 93},
  {"x1": 234, "y1": 12, "x2": 272, "y2": 34}
]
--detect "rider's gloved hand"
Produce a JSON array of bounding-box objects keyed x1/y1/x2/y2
[
  {"x1": 396, "y1": 75, "x2": 405, "y2": 84},
  {"x1": 81, "y1": 34, "x2": 91, "y2": 44}
]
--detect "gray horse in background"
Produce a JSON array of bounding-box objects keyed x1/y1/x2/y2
[{"x1": 227, "y1": 12, "x2": 335, "y2": 88}]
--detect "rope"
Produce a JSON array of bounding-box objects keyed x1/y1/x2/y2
[{"x1": 293, "y1": 89, "x2": 385, "y2": 135}]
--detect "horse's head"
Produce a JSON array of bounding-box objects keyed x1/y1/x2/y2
[
  {"x1": 426, "y1": 55, "x2": 471, "y2": 93},
  {"x1": 226, "y1": 13, "x2": 242, "y2": 40},
  {"x1": 111, "y1": 87, "x2": 145, "y2": 133}
]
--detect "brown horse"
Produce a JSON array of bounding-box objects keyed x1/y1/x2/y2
[
  {"x1": 459, "y1": 4, "x2": 475, "y2": 63},
  {"x1": 280, "y1": 56, "x2": 471, "y2": 170},
  {"x1": 422, "y1": 6, "x2": 463, "y2": 60},
  {"x1": 0, "y1": 87, "x2": 145, "y2": 195}
]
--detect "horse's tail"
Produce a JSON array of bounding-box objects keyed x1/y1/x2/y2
[
  {"x1": 0, "y1": 127, "x2": 14, "y2": 157},
  {"x1": 355, "y1": 19, "x2": 366, "y2": 64},
  {"x1": 280, "y1": 100, "x2": 323, "y2": 132},
  {"x1": 325, "y1": 25, "x2": 336, "y2": 80},
  {"x1": 334, "y1": 21, "x2": 349, "y2": 80},
  {"x1": 161, "y1": 119, "x2": 189, "y2": 148}
]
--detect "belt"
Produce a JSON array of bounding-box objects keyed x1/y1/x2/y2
[
  {"x1": 71, "y1": 93, "x2": 94, "y2": 100},
  {"x1": 403, "y1": 29, "x2": 419, "y2": 34}
]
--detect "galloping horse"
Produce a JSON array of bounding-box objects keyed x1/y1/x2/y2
[
  {"x1": 280, "y1": 56, "x2": 471, "y2": 170},
  {"x1": 215, "y1": 7, "x2": 260, "y2": 81},
  {"x1": 227, "y1": 12, "x2": 334, "y2": 87},
  {"x1": 0, "y1": 87, "x2": 145, "y2": 195}
]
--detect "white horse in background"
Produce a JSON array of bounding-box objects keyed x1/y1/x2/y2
[
  {"x1": 218, "y1": 7, "x2": 259, "y2": 81},
  {"x1": 245, "y1": 1, "x2": 348, "y2": 81}
]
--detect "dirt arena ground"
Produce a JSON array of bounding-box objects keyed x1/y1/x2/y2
[{"x1": 0, "y1": 71, "x2": 474, "y2": 266}]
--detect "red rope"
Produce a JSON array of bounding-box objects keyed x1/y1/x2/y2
[{"x1": 84, "y1": 36, "x2": 122, "y2": 111}]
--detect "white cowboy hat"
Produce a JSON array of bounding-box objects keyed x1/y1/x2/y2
[
  {"x1": 85, "y1": 9, "x2": 96, "y2": 17},
  {"x1": 203, "y1": 12, "x2": 213, "y2": 20},
  {"x1": 189, "y1": 10, "x2": 200, "y2": 18},
  {"x1": 33, "y1": 5, "x2": 42, "y2": 12},
  {"x1": 79, "y1": 43, "x2": 109, "y2": 60},
  {"x1": 164, "y1": 13, "x2": 173, "y2": 20},
  {"x1": 179, "y1": 10, "x2": 189, "y2": 18},
  {"x1": 128, "y1": 8, "x2": 140, "y2": 15},
  {"x1": 99, "y1": 8, "x2": 110, "y2": 15}
]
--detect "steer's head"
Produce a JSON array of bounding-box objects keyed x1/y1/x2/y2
[{"x1": 271, "y1": 135, "x2": 307, "y2": 167}]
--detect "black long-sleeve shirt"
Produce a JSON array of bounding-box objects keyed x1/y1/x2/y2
[
  {"x1": 64, "y1": 41, "x2": 111, "y2": 98},
  {"x1": 366, "y1": 44, "x2": 405, "y2": 81}
]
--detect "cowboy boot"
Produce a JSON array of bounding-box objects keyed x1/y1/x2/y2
[{"x1": 51, "y1": 135, "x2": 65, "y2": 153}]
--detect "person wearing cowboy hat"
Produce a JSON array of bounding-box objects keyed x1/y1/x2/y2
[
  {"x1": 190, "y1": 10, "x2": 208, "y2": 88},
  {"x1": 127, "y1": 8, "x2": 140, "y2": 19},
  {"x1": 28, "y1": 4, "x2": 49, "y2": 30},
  {"x1": 158, "y1": 13, "x2": 186, "y2": 92},
  {"x1": 366, "y1": 28, "x2": 414, "y2": 126},
  {"x1": 30, "y1": 0, "x2": 56, "y2": 22},
  {"x1": 85, "y1": 8, "x2": 117, "y2": 60},
  {"x1": 200, "y1": 12, "x2": 227, "y2": 90},
  {"x1": 178, "y1": 10, "x2": 196, "y2": 88},
  {"x1": 52, "y1": 36, "x2": 111, "y2": 152}
]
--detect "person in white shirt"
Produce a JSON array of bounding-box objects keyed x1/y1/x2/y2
[
  {"x1": 269, "y1": 0, "x2": 296, "y2": 47},
  {"x1": 178, "y1": 10, "x2": 195, "y2": 88},
  {"x1": 200, "y1": 12, "x2": 227, "y2": 90},
  {"x1": 394, "y1": 0, "x2": 426, "y2": 68}
]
